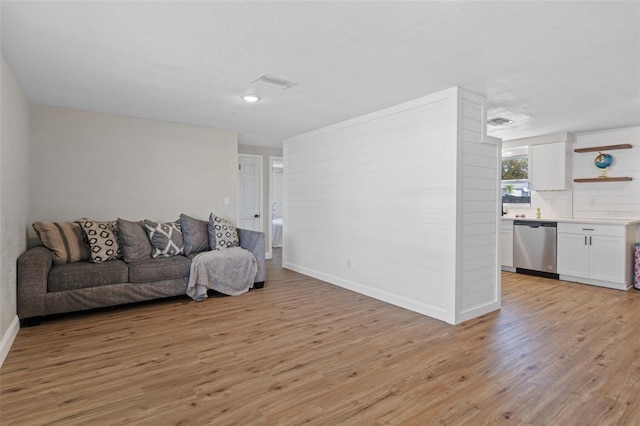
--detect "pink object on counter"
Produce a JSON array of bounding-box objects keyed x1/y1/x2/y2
[{"x1": 634, "y1": 244, "x2": 640, "y2": 290}]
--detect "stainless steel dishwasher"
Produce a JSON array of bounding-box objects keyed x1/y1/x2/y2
[{"x1": 513, "y1": 220, "x2": 558, "y2": 279}]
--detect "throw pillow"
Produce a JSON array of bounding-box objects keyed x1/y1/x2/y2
[
  {"x1": 180, "y1": 214, "x2": 210, "y2": 256},
  {"x1": 80, "y1": 220, "x2": 123, "y2": 263},
  {"x1": 143, "y1": 219, "x2": 184, "y2": 258},
  {"x1": 32, "y1": 221, "x2": 91, "y2": 264},
  {"x1": 208, "y1": 214, "x2": 240, "y2": 250},
  {"x1": 117, "y1": 218, "x2": 152, "y2": 263}
]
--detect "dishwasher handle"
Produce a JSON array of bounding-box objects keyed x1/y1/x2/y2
[{"x1": 514, "y1": 220, "x2": 557, "y2": 227}]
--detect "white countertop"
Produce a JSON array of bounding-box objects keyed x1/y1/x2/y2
[{"x1": 501, "y1": 216, "x2": 640, "y2": 225}]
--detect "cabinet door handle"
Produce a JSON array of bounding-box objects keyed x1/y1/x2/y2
[
  {"x1": 584, "y1": 236, "x2": 587, "y2": 245},
  {"x1": 582, "y1": 228, "x2": 595, "y2": 231},
  {"x1": 589, "y1": 236, "x2": 592, "y2": 246}
]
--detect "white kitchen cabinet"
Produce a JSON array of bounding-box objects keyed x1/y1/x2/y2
[
  {"x1": 529, "y1": 142, "x2": 571, "y2": 191},
  {"x1": 557, "y1": 232, "x2": 589, "y2": 278},
  {"x1": 557, "y1": 222, "x2": 638, "y2": 290},
  {"x1": 501, "y1": 220, "x2": 514, "y2": 270},
  {"x1": 589, "y1": 235, "x2": 627, "y2": 283}
]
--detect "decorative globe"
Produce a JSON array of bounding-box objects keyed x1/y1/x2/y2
[{"x1": 594, "y1": 153, "x2": 612, "y2": 169}]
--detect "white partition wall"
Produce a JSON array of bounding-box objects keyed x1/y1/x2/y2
[
  {"x1": 283, "y1": 87, "x2": 500, "y2": 324},
  {"x1": 458, "y1": 133, "x2": 501, "y2": 322}
]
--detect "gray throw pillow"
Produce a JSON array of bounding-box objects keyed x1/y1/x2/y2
[
  {"x1": 180, "y1": 214, "x2": 210, "y2": 256},
  {"x1": 143, "y1": 219, "x2": 184, "y2": 258},
  {"x1": 208, "y1": 214, "x2": 240, "y2": 250},
  {"x1": 117, "y1": 218, "x2": 152, "y2": 263}
]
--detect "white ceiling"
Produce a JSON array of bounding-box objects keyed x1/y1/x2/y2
[{"x1": 2, "y1": 1, "x2": 639, "y2": 148}]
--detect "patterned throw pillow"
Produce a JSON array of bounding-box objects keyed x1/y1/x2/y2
[
  {"x1": 143, "y1": 220, "x2": 184, "y2": 258},
  {"x1": 208, "y1": 214, "x2": 240, "y2": 250},
  {"x1": 33, "y1": 221, "x2": 91, "y2": 264},
  {"x1": 80, "y1": 220, "x2": 123, "y2": 263}
]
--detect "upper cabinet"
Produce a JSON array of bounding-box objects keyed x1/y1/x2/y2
[
  {"x1": 505, "y1": 132, "x2": 575, "y2": 192},
  {"x1": 529, "y1": 141, "x2": 572, "y2": 191}
]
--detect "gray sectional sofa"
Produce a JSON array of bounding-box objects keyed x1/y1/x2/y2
[{"x1": 17, "y1": 218, "x2": 265, "y2": 325}]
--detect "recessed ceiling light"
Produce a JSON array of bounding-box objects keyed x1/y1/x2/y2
[{"x1": 242, "y1": 95, "x2": 260, "y2": 103}]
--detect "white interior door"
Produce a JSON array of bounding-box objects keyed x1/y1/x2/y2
[{"x1": 238, "y1": 155, "x2": 262, "y2": 231}]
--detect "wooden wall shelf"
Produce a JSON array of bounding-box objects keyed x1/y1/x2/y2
[
  {"x1": 574, "y1": 177, "x2": 632, "y2": 183},
  {"x1": 574, "y1": 144, "x2": 632, "y2": 153}
]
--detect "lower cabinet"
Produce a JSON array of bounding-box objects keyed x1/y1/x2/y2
[
  {"x1": 557, "y1": 222, "x2": 638, "y2": 290},
  {"x1": 501, "y1": 220, "x2": 514, "y2": 270}
]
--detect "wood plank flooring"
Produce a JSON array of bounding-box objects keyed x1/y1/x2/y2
[{"x1": 2, "y1": 250, "x2": 640, "y2": 425}]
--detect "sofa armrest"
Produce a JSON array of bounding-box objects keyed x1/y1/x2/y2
[
  {"x1": 17, "y1": 246, "x2": 53, "y2": 319},
  {"x1": 238, "y1": 228, "x2": 266, "y2": 284}
]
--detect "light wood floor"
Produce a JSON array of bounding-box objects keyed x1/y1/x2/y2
[{"x1": 3, "y1": 250, "x2": 640, "y2": 425}]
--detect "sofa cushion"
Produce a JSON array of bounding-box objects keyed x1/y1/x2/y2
[
  {"x1": 208, "y1": 214, "x2": 240, "y2": 250},
  {"x1": 144, "y1": 220, "x2": 184, "y2": 258},
  {"x1": 80, "y1": 220, "x2": 123, "y2": 263},
  {"x1": 33, "y1": 221, "x2": 91, "y2": 265},
  {"x1": 128, "y1": 255, "x2": 192, "y2": 283},
  {"x1": 180, "y1": 214, "x2": 210, "y2": 256},
  {"x1": 118, "y1": 218, "x2": 152, "y2": 263},
  {"x1": 48, "y1": 259, "x2": 129, "y2": 292}
]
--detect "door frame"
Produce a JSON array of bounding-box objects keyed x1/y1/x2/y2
[{"x1": 238, "y1": 153, "x2": 263, "y2": 234}]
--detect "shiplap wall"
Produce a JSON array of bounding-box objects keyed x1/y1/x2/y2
[
  {"x1": 457, "y1": 94, "x2": 501, "y2": 322},
  {"x1": 573, "y1": 127, "x2": 640, "y2": 220},
  {"x1": 283, "y1": 87, "x2": 500, "y2": 325}
]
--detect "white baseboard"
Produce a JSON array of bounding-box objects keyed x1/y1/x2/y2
[
  {"x1": 283, "y1": 261, "x2": 453, "y2": 324},
  {"x1": 0, "y1": 315, "x2": 20, "y2": 367},
  {"x1": 559, "y1": 274, "x2": 628, "y2": 291},
  {"x1": 457, "y1": 300, "x2": 501, "y2": 323}
]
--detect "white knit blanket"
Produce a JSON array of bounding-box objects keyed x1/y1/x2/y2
[{"x1": 186, "y1": 247, "x2": 258, "y2": 301}]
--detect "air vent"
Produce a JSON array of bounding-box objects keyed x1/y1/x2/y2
[
  {"x1": 487, "y1": 117, "x2": 513, "y2": 126},
  {"x1": 250, "y1": 73, "x2": 298, "y2": 89}
]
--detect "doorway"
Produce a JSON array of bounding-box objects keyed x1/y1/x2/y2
[{"x1": 269, "y1": 156, "x2": 284, "y2": 257}]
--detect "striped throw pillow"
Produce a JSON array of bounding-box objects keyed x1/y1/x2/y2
[{"x1": 33, "y1": 221, "x2": 91, "y2": 264}]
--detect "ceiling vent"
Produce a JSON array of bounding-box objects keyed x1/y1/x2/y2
[
  {"x1": 487, "y1": 117, "x2": 513, "y2": 126},
  {"x1": 250, "y1": 73, "x2": 298, "y2": 89}
]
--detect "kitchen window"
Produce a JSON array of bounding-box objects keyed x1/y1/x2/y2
[{"x1": 502, "y1": 154, "x2": 530, "y2": 206}]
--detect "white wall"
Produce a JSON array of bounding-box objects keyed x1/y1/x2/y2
[
  {"x1": 0, "y1": 56, "x2": 30, "y2": 365},
  {"x1": 502, "y1": 127, "x2": 640, "y2": 222},
  {"x1": 29, "y1": 106, "x2": 239, "y2": 232},
  {"x1": 573, "y1": 126, "x2": 640, "y2": 220},
  {"x1": 283, "y1": 87, "x2": 499, "y2": 324}
]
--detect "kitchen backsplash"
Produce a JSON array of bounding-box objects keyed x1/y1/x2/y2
[{"x1": 504, "y1": 190, "x2": 573, "y2": 219}]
